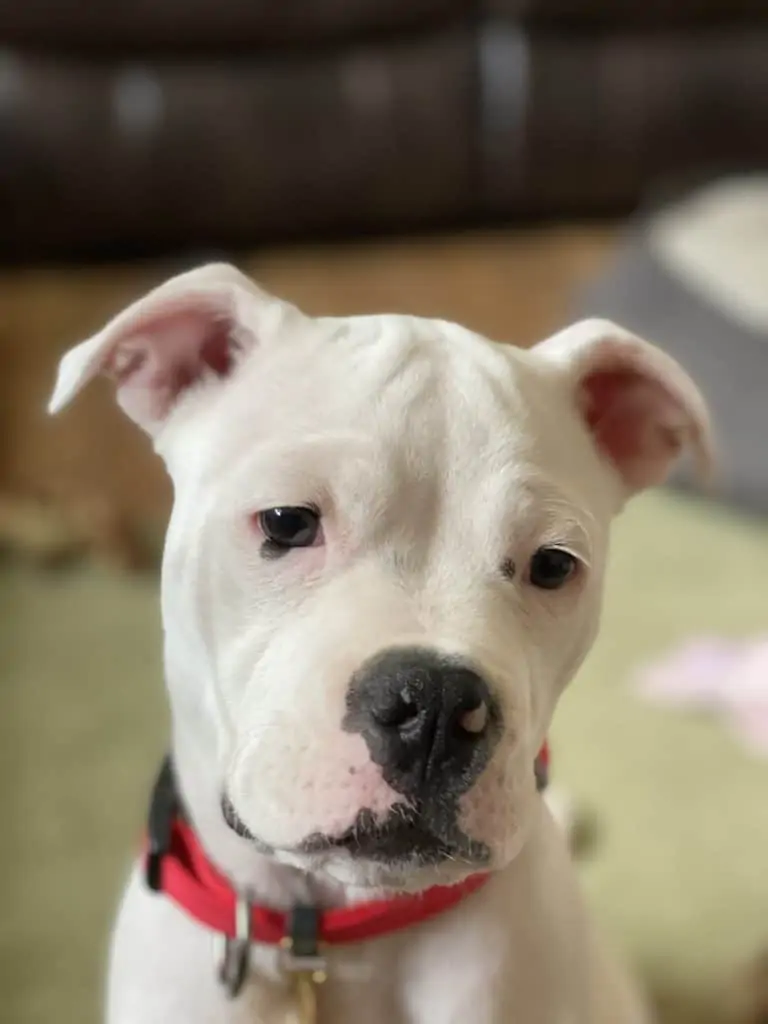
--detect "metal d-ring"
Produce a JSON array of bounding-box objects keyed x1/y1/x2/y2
[{"x1": 215, "y1": 893, "x2": 252, "y2": 999}]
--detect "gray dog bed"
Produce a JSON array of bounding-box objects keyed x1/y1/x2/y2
[{"x1": 576, "y1": 177, "x2": 768, "y2": 514}]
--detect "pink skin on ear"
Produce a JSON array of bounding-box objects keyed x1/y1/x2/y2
[
  {"x1": 580, "y1": 367, "x2": 690, "y2": 491},
  {"x1": 536, "y1": 319, "x2": 716, "y2": 495},
  {"x1": 48, "y1": 265, "x2": 268, "y2": 435},
  {"x1": 108, "y1": 309, "x2": 235, "y2": 423},
  {"x1": 533, "y1": 321, "x2": 712, "y2": 494}
]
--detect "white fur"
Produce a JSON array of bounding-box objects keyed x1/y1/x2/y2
[{"x1": 50, "y1": 265, "x2": 711, "y2": 1023}]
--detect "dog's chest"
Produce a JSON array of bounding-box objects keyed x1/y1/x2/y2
[
  {"x1": 232, "y1": 980, "x2": 397, "y2": 1024},
  {"x1": 231, "y1": 942, "x2": 398, "y2": 1024}
]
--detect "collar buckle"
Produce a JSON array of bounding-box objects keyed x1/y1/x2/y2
[
  {"x1": 279, "y1": 905, "x2": 328, "y2": 981},
  {"x1": 215, "y1": 893, "x2": 252, "y2": 999}
]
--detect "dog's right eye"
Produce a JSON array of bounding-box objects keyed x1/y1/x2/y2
[
  {"x1": 528, "y1": 546, "x2": 578, "y2": 590},
  {"x1": 257, "y1": 506, "x2": 322, "y2": 554},
  {"x1": 257, "y1": 506, "x2": 321, "y2": 550}
]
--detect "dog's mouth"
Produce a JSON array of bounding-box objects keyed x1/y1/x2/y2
[
  {"x1": 222, "y1": 797, "x2": 489, "y2": 868},
  {"x1": 298, "y1": 809, "x2": 490, "y2": 866}
]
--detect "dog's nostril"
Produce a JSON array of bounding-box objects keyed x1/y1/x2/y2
[
  {"x1": 372, "y1": 690, "x2": 421, "y2": 729},
  {"x1": 458, "y1": 701, "x2": 488, "y2": 736}
]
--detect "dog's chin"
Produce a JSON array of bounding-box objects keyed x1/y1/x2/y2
[
  {"x1": 274, "y1": 812, "x2": 492, "y2": 892},
  {"x1": 223, "y1": 797, "x2": 529, "y2": 890},
  {"x1": 272, "y1": 844, "x2": 484, "y2": 892}
]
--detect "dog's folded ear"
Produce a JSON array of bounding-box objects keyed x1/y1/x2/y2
[
  {"x1": 48, "y1": 263, "x2": 286, "y2": 436},
  {"x1": 533, "y1": 318, "x2": 714, "y2": 494}
]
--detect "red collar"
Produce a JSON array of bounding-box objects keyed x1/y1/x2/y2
[
  {"x1": 144, "y1": 741, "x2": 549, "y2": 947},
  {"x1": 149, "y1": 816, "x2": 489, "y2": 945}
]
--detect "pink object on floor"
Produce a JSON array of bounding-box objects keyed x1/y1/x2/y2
[{"x1": 633, "y1": 636, "x2": 768, "y2": 756}]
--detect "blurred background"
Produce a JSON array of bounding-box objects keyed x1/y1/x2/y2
[{"x1": 1, "y1": 2, "x2": 768, "y2": 1022}]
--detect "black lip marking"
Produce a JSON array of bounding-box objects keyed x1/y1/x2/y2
[
  {"x1": 299, "y1": 807, "x2": 490, "y2": 866},
  {"x1": 220, "y1": 797, "x2": 486, "y2": 867},
  {"x1": 220, "y1": 795, "x2": 274, "y2": 854}
]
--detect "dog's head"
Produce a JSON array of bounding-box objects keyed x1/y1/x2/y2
[{"x1": 50, "y1": 265, "x2": 711, "y2": 890}]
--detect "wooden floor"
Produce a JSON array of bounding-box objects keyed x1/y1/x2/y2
[{"x1": 0, "y1": 224, "x2": 615, "y2": 548}]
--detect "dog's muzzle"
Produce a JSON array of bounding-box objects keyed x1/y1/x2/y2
[{"x1": 221, "y1": 647, "x2": 504, "y2": 866}]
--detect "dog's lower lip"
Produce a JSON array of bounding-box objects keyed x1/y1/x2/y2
[
  {"x1": 221, "y1": 795, "x2": 256, "y2": 841},
  {"x1": 299, "y1": 819, "x2": 481, "y2": 865}
]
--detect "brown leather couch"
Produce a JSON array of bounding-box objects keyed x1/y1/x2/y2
[{"x1": 1, "y1": 0, "x2": 767, "y2": 260}]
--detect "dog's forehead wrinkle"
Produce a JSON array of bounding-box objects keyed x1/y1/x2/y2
[
  {"x1": 187, "y1": 312, "x2": 543, "y2": 502},
  {"x1": 199, "y1": 315, "x2": 441, "y2": 462}
]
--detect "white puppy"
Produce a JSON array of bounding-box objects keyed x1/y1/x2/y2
[{"x1": 50, "y1": 265, "x2": 711, "y2": 1024}]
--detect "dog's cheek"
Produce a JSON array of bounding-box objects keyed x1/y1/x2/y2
[
  {"x1": 456, "y1": 746, "x2": 537, "y2": 866},
  {"x1": 228, "y1": 728, "x2": 402, "y2": 848}
]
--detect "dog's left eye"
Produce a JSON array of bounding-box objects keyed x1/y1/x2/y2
[
  {"x1": 257, "y1": 506, "x2": 321, "y2": 551},
  {"x1": 528, "y1": 547, "x2": 578, "y2": 590}
]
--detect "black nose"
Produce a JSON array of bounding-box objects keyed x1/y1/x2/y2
[{"x1": 344, "y1": 647, "x2": 498, "y2": 799}]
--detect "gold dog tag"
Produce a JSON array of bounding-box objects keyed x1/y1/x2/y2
[
  {"x1": 289, "y1": 968, "x2": 326, "y2": 1024},
  {"x1": 294, "y1": 970, "x2": 318, "y2": 1023},
  {"x1": 281, "y1": 905, "x2": 327, "y2": 1024}
]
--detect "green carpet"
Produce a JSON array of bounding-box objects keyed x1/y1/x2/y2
[{"x1": 3, "y1": 491, "x2": 767, "y2": 1023}]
